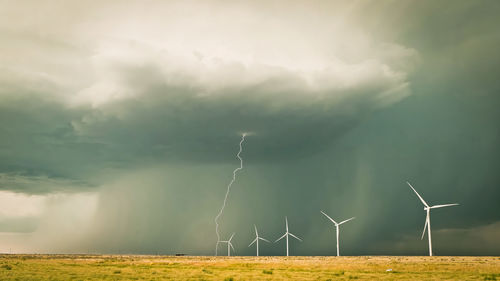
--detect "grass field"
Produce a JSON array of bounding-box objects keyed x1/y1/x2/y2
[{"x1": 0, "y1": 255, "x2": 499, "y2": 280}]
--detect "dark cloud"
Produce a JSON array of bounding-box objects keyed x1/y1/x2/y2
[
  {"x1": 0, "y1": 0, "x2": 499, "y2": 255},
  {"x1": 0, "y1": 173, "x2": 95, "y2": 194}
]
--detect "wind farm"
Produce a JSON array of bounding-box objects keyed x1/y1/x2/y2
[
  {"x1": 210, "y1": 136, "x2": 462, "y2": 259},
  {"x1": 1, "y1": 172, "x2": 484, "y2": 280},
  {"x1": 0, "y1": 132, "x2": 491, "y2": 281},
  {"x1": 1, "y1": 0, "x2": 499, "y2": 280}
]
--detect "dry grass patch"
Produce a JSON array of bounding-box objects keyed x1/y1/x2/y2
[{"x1": 0, "y1": 255, "x2": 498, "y2": 280}]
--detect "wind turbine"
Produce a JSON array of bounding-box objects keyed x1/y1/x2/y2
[
  {"x1": 219, "y1": 233, "x2": 236, "y2": 256},
  {"x1": 248, "y1": 224, "x2": 270, "y2": 256},
  {"x1": 275, "y1": 217, "x2": 302, "y2": 256},
  {"x1": 320, "y1": 211, "x2": 355, "y2": 256},
  {"x1": 407, "y1": 181, "x2": 459, "y2": 256}
]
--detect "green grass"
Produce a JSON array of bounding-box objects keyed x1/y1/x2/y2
[{"x1": 0, "y1": 255, "x2": 498, "y2": 280}]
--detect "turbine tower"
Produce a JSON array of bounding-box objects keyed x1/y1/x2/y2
[
  {"x1": 219, "y1": 233, "x2": 236, "y2": 256},
  {"x1": 407, "y1": 181, "x2": 459, "y2": 256},
  {"x1": 275, "y1": 217, "x2": 302, "y2": 256},
  {"x1": 248, "y1": 224, "x2": 270, "y2": 256},
  {"x1": 320, "y1": 211, "x2": 355, "y2": 256}
]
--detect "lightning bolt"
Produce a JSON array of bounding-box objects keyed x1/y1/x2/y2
[{"x1": 214, "y1": 133, "x2": 246, "y2": 256}]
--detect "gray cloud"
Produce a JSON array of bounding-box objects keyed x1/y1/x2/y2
[
  {"x1": 0, "y1": 173, "x2": 94, "y2": 194},
  {"x1": 0, "y1": 0, "x2": 499, "y2": 256},
  {"x1": 0, "y1": 0, "x2": 417, "y2": 192}
]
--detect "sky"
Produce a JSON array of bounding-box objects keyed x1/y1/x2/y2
[{"x1": 0, "y1": 0, "x2": 499, "y2": 256}]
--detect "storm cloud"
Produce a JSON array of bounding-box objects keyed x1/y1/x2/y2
[{"x1": 0, "y1": 0, "x2": 499, "y2": 255}]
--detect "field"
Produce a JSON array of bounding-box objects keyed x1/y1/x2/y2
[{"x1": 0, "y1": 255, "x2": 499, "y2": 280}]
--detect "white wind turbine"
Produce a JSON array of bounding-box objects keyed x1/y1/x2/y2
[
  {"x1": 248, "y1": 225, "x2": 270, "y2": 256},
  {"x1": 407, "y1": 181, "x2": 459, "y2": 256},
  {"x1": 275, "y1": 217, "x2": 302, "y2": 256},
  {"x1": 219, "y1": 233, "x2": 236, "y2": 256},
  {"x1": 320, "y1": 211, "x2": 355, "y2": 256}
]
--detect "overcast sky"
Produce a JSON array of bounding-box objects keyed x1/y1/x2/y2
[{"x1": 0, "y1": 0, "x2": 499, "y2": 256}]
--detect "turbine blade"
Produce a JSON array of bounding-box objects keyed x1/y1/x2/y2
[
  {"x1": 254, "y1": 224, "x2": 258, "y2": 236},
  {"x1": 275, "y1": 233, "x2": 287, "y2": 243},
  {"x1": 229, "y1": 242, "x2": 235, "y2": 252},
  {"x1": 431, "y1": 203, "x2": 459, "y2": 209},
  {"x1": 289, "y1": 232, "x2": 302, "y2": 242},
  {"x1": 248, "y1": 238, "x2": 257, "y2": 247},
  {"x1": 407, "y1": 181, "x2": 429, "y2": 207},
  {"x1": 421, "y1": 214, "x2": 429, "y2": 240},
  {"x1": 229, "y1": 232, "x2": 235, "y2": 242},
  {"x1": 339, "y1": 217, "x2": 355, "y2": 225},
  {"x1": 320, "y1": 210, "x2": 338, "y2": 225},
  {"x1": 285, "y1": 217, "x2": 289, "y2": 231},
  {"x1": 259, "y1": 237, "x2": 270, "y2": 243}
]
